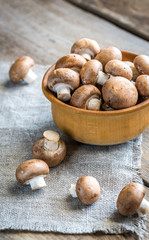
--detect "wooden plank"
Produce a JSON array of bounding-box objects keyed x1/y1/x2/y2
[
  {"x1": 0, "y1": 0, "x2": 149, "y2": 239},
  {"x1": 66, "y1": 0, "x2": 149, "y2": 41}
]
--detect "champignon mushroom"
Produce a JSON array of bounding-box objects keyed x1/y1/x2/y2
[
  {"x1": 55, "y1": 54, "x2": 86, "y2": 73},
  {"x1": 133, "y1": 55, "x2": 149, "y2": 75},
  {"x1": 32, "y1": 130, "x2": 66, "y2": 167},
  {"x1": 69, "y1": 175, "x2": 101, "y2": 205},
  {"x1": 9, "y1": 56, "x2": 37, "y2": 83},
  {"x1": 80, "y1": 59, "x2": 110, "y2": 86},
  {"x1": 124, "y1": 61, "x2": 139, "y2": 81},
  {"x1": 48, "y1": 68, "x2": 80, "y2": 102},
  {"x1": 117, "y1": 182, "x2": 149, "y2": 217},
  {"x1": 135, "y1": 75, "x2": 149, "y2": 97},
  {"x1": 16, "y1": 159, "x2": 49, "y2": 190},
  {"x1": 70, "y1": 85, "x2": 102, "y2": 111},
  {"x1": 102, "y1": 77, "x2": 138, "y2": 109},
  {"x1": 105, "y1": 60, "x2": 133, "y2": 80},
  {"x1": 71, "y1": 38, "x2": 100, "y2": 61},
  {"x1": 95, "y1": 46, "x2": 122, "y2": 68}
]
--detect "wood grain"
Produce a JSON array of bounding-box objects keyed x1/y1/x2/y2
[
  {"x1": 67, "y1": 0, "x2": 149, "y2": 41},
  {"x1": 0, "y1": 0, "x2": 149, "y2": 239}
]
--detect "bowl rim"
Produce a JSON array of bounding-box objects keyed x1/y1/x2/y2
[{"x1": 42, "y1": 51, "x2": 149, "y2": 116}]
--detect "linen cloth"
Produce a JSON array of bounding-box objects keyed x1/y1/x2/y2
[{"x1": 0, "y1": 63, "x2": 146, "y2": 238}]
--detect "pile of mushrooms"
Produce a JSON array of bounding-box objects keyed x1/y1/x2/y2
[{"x1": 47, "y1": 38, "x2": 149, "y2": 111}]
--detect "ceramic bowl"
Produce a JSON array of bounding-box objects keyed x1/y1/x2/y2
[{"x1": 42, "y1": 51, "x2": 149, "y2": 145}]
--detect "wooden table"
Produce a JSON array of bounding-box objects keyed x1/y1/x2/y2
[{"x1": 0, "y1": 0, "x2": 149, "y2": 239}]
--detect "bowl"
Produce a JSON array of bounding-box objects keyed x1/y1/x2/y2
[{"x1": 42, "y1": 51, "x2": 149, "y2": 145}]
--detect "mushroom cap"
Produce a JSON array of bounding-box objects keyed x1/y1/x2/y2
[
  {"x1": 133, "y1": 55, "x2": 149, "y2": 75},
  {"x1": 117, "y1": 182, "x2": 146, "y2": 216},
  {"x1": 48, "y1": 68, "x2": 80, "y2": 91},
  {"x1": 105, "y1": 60, "x2": 133, "y2": 80},
  {"x1": 71, "y1": 38, "x2": 100, "y2": 58},
  {"x1": 135, "y1": 75, "x2": 149, "y2": 97},
  {"x1": 124, "y1": 61, "x2": 139, "y2": 81},
  {"x1": 32, "y1": 138, "x2": 66, "y2": 167},
  {"x1": 80, "y1": 59, "x2": 103, "y2": 85},
  {"x1": 16, "y1": 159, "x2": 49, "y2": 184},
  {"x1": 9, "y1": 56, "x2": 35, "y2": 83},
  {"x1": 76, "y1": 175, "x2": 101, "y2": 205},
  {"x1": 102, "y1": 77, "x2": 138, "y2": 109},
  {"x1": 55, "y1": 54, "x2": 86, "y2": 72},
  {"x1": 70, "y1": 84, "x2": 101, "y2": 109},
  {"x1": 95, "y1": 46, "x2": 122, "y2": 67}
]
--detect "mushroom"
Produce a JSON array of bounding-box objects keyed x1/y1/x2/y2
[
  {"x1": 95, "y1": 46, "x2": 122, "y2": 68},
  {"x1": 102, "y1": 77, "x2": 138, "y2": 109},
  {"x1": 55, "y1": 54, "x2": 86, "y2": 73},
  {"x1": 9, "y1": 56, "x2": 37, "y2": 83},
  {"x1": 124, "y1": 61, "x2": 139, "y2": 81},
  {"x1": 48, "y1": 68, "x2": 80, "y2": 102},
  {"x1": 69, "y1": 175, "x2": 101, "y2": 205},
  {"x1": 135, "y1": 75, "x2": 149, "y2": 97},
  {"x1": 70, "y1": 85, "x2": 102, "y2": 111},
  {"x1": 80, "y1": 59, "x2": 110, "y2": 86},
  {"x1": 32, "y1": 130, "x2": 66, "y2": 167},
  {"x1": 71, "y1": 38, "x2": 100, "y2": 61},
  {"x1": 105, "y1": 60, "x2": 133, "y2": 80},
  {"x1": 133, "y1": 55, "x2": 149, "y2": 75},
  {"x1": 16, "y1": 159, "x2": 49, "y2": 190},
  {"x1": 117, "y1": 182, "x2": 149, "y2": 217}
]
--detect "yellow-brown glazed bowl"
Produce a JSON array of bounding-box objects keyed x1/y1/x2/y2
[{"x1": 42, "y1": 51, "x2": 149, "y2": 145}]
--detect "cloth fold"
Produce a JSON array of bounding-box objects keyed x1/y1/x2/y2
[{"x1": 0, "y1": 63, "x2": 146, "y2": 238}]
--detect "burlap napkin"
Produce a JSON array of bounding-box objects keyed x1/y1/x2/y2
[{"x1": 0, "y1": 63, "x2": 146, "y2": 238}]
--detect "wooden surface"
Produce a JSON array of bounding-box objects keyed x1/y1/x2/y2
[
  {"x1": 0, "y1": 0, "x2": 149, "y2": 239},
  {"x1": 67, "y1": 0, "x2": 149, "y2": 41}
]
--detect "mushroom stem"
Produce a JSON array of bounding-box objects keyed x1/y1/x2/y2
[
  {"x1": 81, "y1": 53, "x2": 91, "y2": 61},
  {"x1": 69, "y1": 184, "x2": 77, "y2": 198},
  {"x1": 29, "y1": 176, "x2": 47, "y2": 190},
  {"x1": 24, "y1": 68, "x2": 37, "y2": 84},
  {"x1": 87, "y1": 98, "x2": 101, "y2": 111},
  {"x1": 44, "y1": 138, "x2": 59, "y2": 151},
  {"x1": 97, "y1": 71, "x2": 110, "y2": 85},
  {"x1": 137, "y1": 198, "x2": 149, "y2": 216},
  {"x1": 54, "y1": 83, "x2": 71, "y2": 102}
]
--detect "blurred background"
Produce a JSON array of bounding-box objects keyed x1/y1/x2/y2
[{"x1": 0, "y1": 0, "x2": 149, "y2": 64}]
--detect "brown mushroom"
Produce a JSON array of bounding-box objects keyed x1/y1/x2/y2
[
  {"x1": 32, "y1": 130, "x2": 66, "y2": 167},
  {"x1": 69, "y1": 176, "x2": 101, "y2": 205},
  {"x1": 71, "y1": 38, "x2": 100, "y2": 61},
  {"x1": 9, "y1": 56, "x2": 37, "y2": 83},
  {"x1": 16, "y1": 159, "x2": 49, "y2": 190},
  {"x1": 105, "y1": 60, "x2": 133, "y2": 80},
  {"x1": 55, "y1": 54, "x2": 86, "y2": 73},
  {"x1": 135, "y1": 75, "x2": 149, "y2": 97},
  {"x1": 117, "y1": 182, "x2": 149, "y2": 216},
  {"x1": 80, "y1": 59, "x2": 110, "y2": 86},
  {"x1": 48, "y1": 68, "x2": 80, "y2": 102},
  {"x1": 95, "y1": 46, "x2": 122, "y2": 68},
  {"x1": 102, "y1": 77, "x2": 138, "y2": 109},
  {"x1": 124, "y1": 61, "x2": 139, "y2": 81},
  {"x1": 133, "y1": 55, "x2": 149, "y2": 75},
  {"x1": 70, "y1": 85, "x2": 102, "y2": 111}
]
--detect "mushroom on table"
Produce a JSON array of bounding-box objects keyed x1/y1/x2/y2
[
  {"x1": 32, "y1": 130, "x2": 66, "y2": 167},
  {"x1": 117, "y1": 182, "x2": 149, "y2": 217},
  {"x1": 71, "y1": 38, "x2": 100, "y2": 61},
  {"x1": 55, "y1": 54, "x2": 86, "y2": 73},
  {"x1": 102, "y1": 77, "x2": 138, "y2": 109},
  {"x1": 80, "y1": 59, "x2": 110, "y2": 86},
  {"x1": 9, "y1": 56, "x2": 37, "y2": 84},
  {"x1": 16, "y1": 159, "x2": 49, "y2": 190},
  {"x1": 95, "y1": 46, "x2": 122, "y2": 68},
  {"x1": 47, "y1": 68, "x2": 80, "y2": 102},
  {"x1": 70, "y1": 84, "x2": 102, "y2": 111},
  {"x1": 69, "y1": 175, "x2": 101, "y2": 205}
]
